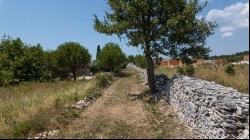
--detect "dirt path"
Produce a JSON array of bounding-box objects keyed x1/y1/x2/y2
[{"x1": 53, "y1": 71, "x2": 197, "y2": 139}]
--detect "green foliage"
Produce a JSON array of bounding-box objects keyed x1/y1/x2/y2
[
  {"x1": 177, "y1": 67, "x2": 185, "y2": 75},
  {"x1": 89, "y1": 60, "x2": 101, "y2": 74},
  {"x1": 177, "y1": 66, "x2": 195, "y2": 76},
  {"x1": 15, "y1": 45, "x2": 46, "y2": 81},
  {"x1": 0, "y1": 36, "x2": 26, "y2": 85},
  {"x1": 132, "y1": 55, "x2": 147, "y2": 68},
  {"x1": 95, "y1": 73, "x2": 113, "y2": 88},
  {"x1": 0, "y1": 70, "x2": 14, "y2": 86},
  {"x1": 128, "y1": 55, "x2": 135, "y2": 63},
  {"x1": 56, "y1": 42, "x2": 91, "y2": 80},
  {"x1": 97, "y1": 43, "x2": 127, "y2": 73},
  {"x1": 12, "y1": 122, "x2": 32, "y2": 138},
  {"x1": 0, "y1": 36, "x2": 92, "y2": 85},
  {"x1": 224, "y1": 64, "x2": 235, "y2": 75},
  {"x1": 43, "y1": 50, "x2": 58, "y2": 81}
]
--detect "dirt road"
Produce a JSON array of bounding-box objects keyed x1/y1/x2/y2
[{"x1": 54, "y1": 71, "x2": 196, "y2": 139}]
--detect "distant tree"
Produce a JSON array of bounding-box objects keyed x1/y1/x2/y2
[
  {"x1": 97, "y1": 42, "x2": 127, "y2": 73},
  {"x1": 94, "y1": 0, "x2": 216, "y2": 93},
  {"x1": 56, "y1": 42, "x2": 91, "y2": 80},
  {"x1": 96, "y1": 45, "x2": 101, "y2": 59}
]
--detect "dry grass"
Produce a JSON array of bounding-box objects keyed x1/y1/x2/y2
[
  {"x1": 0, "y1": 80, "x2": 94, "y2": 138},
  {"x1": 156, "y1": 64, "x2": 249, "y2": 93}
]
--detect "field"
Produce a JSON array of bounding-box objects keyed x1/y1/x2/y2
[
  {"x1": 156, "y1": 64, "x2": 249, "y2": 94},
  {"x1": 0, "y1": 79, "x2": 95, "y2": 138}
]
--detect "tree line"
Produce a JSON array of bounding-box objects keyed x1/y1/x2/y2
[
  {"x1": 209, "y1": 51, "x2": 249, "y2": 63},
  {"x1": 0, "y1": 36, "x2": 92, "y2": 85},
  {"x1": 0, "y1": 36, "x2": 134, "y2": 86}
]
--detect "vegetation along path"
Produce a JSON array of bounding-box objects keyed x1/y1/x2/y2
[{"x1": 52, "y1": 71, "x2": 197, "y2": 139}]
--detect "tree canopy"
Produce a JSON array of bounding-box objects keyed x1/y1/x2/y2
[
  {"x1": 56, "y1": 42, "x2": 91, "y2": 80},
  {"x1": 97, "y1": 42, "x2": 127, "y2": 73},
  {"x1": 94, "y1": 0, "x2": 216, "y2": 92}
]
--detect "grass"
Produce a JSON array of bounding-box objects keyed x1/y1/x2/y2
[
  {"x1": 0, "y1": 73, "x2": 113, "y2": 139},
  {"x1": 155, "y1": 63, "x2": 249, "y2": 93}
]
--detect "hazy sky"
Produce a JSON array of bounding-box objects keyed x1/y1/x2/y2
[{"x1": 0, "y1": 0, "x2": 249, "y2": 58}]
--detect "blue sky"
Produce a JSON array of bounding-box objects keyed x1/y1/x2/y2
[{"x1": 0, "y1": 0, "x2": 249, "y2": 59}]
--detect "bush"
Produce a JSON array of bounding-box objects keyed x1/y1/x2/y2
[
  {"x1": 177, "y1": 67, "x2": 185, "y2": 75},
  {"x1": 95, "y1": 73, "x2": 113, "y2": 88},
  {"x1": 185, "y1": 66, "x2": 195, "y2": 76},
  {"x1": 225, "y1": 64, "x2": 235, "y2": 75},
  {"x1": 0, "y1": 70, "x2": 14, "y2": 86},
  {"x1": 177, "y1": 66, "x2": 195, "y2": 76}
]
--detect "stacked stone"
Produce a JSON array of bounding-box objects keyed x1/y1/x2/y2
[
  {"x1": 169, "y1": 76, "x2": 249, "y2": 139},
  {"x1": 126, "y1": 63, "x2": 249, "y2": 139}
]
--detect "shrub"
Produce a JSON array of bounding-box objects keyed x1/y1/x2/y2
[
  {"x1": 95, "y1": 73, "x2": 113, "y2": 88},
  {"x1": 185, "y1": 66, "x2": 195, "y2": 76},
  {"x1": 177, "y1": 67, "x2": 185, "y2": 75},
  {"x1": 0, "y1": 70, "x2": 14, "y2": 86},
  {"x1": 177, "y1": 66, "x2": 195, "y2": 76},
  {"x1": 225, "y1": 64, "x2": 235, "y2": 75}
]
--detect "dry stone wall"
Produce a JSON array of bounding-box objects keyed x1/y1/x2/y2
[{"x1": 127, "y1": 64, "x2": 249, "y2": 139}]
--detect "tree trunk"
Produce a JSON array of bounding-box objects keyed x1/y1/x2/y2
[
  {"x1": 145, "y1": 45, "x2": 157, "y2": 93},
  {"x1": 73, "y1": 68, "x2": 77, "y2": 81}
]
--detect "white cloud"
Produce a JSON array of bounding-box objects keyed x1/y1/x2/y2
[
  {"x1": 206, "y1": 1, "x2": 249, "y2": 38},
  {"x1": 220, "y1": 26, "x2": 234, "y2": 33},
  {"x1": 222, "y1": 32, "x2": 233, "y2": 37}
]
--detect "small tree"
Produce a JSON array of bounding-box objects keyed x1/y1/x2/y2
[
  {"x1": 97, "y1": 42, "x2": 127, "y2": 73},
  {"x1": 94, "y1": 0, "x2": 216, "y2": 93},
  {"x1": 56, "y1": 42, "x2": 91, "y2": 80}
]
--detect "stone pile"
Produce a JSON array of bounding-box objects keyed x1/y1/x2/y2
[
  {"x1": 127, "y1": 63, "x2": 249, "y2": 139},
  {"x1": 28, "y1": 129, "x2": 59, "y2": 139},
  {"x1": 169, "y1": 76, "x2": 249, "y2": 139}
]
